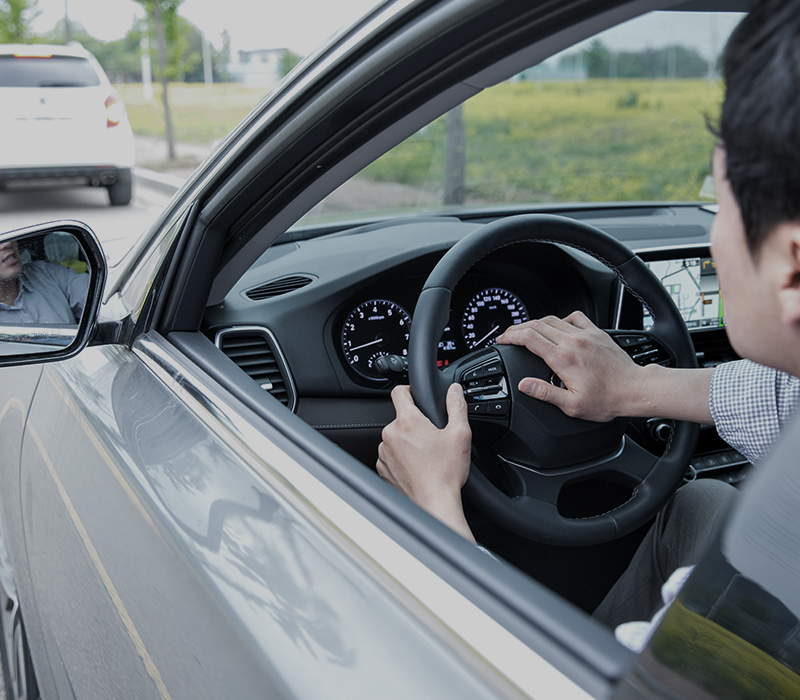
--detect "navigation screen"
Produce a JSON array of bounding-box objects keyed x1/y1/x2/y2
[{"x1": 643, "y1": 257, "x2": 724, "y2": 330}]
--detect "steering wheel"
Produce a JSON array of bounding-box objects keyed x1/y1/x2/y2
[{"x1": 408, "y1": 214, "x2": 698, "y2": 546}]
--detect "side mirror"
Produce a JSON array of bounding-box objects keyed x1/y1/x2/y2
[{"x1": 0, "y1": 221, "x2": 107, "y2": 367}]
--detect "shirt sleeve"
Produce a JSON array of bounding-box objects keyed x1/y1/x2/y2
[
  {"x1": 38, "y1": 261, "x2": 90, "y2": 323},
  {"x1": 710, "y1": 360, "x2": 800, "y2": 464}
]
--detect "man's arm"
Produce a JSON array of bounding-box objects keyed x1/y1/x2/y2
[{"x1": 497, "y1": 311, "x2": 714, "y2": 425}]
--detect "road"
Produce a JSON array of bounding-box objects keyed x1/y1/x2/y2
[{"x1": 0, "y1": 178, "x2": 177, "y2": 267}]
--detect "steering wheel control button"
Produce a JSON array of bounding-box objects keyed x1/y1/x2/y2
[
  {"x1": 611, "y1": 332, "x2": 673, "y2": 367},
  {"x1": 459, "y1": 355, "x2": 510, "y2": 427},
  {"x1": 483, "y1": 362, "x2": 503, "y2": 378},
  {"x1": 487, "y1": 400, "x2": 510, "y2": 415}
]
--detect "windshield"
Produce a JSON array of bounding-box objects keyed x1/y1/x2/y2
[
  {"x1": 298, "y1": 10, "x2": 744, "y2": 226},
  {"x1": 0, "y1": 55, "x2": 101, "y2": 88}
]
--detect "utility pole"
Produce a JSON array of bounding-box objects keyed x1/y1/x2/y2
[
  {"x1": 141, "y1": 31, "x2": 153, "y2": 100},
  {"x1": 64, "y1": 0, "x2": 72, "y2": 43},
  {"x1": 203, "y1": 34, "x2": 213, "y2": 88},
  {"x1": 444, "y1": 105, "x2": 465, "y2": 206}
]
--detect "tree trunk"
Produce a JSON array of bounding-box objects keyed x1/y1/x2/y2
[{"x1": 153, "y1": 1, "x2": 176, "y2": 161}]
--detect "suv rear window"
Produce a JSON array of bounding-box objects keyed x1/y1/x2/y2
[{"x1": 0, "y1": 55, "x2": 101, "y2": 88}]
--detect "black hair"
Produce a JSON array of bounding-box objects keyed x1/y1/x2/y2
[{"x1": 719, "y1": 0, "x2": 800, "y2": 253}]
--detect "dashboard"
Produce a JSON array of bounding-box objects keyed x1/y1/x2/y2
[
  {"x1": 206, "y1": 208, "x2": 730, "y2": 396},
  {"x1": 204, "y1": 204, "x2": 747, "y2": 482}
]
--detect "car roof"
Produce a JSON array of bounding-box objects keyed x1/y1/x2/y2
[{"x1": 0, "y1": 43, "x2": 95, "y2": 59}]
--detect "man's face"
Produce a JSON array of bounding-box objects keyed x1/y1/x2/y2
[
  {"x1": 0, "y1": 240, "x2": 22, "y2": 283},
  {"x1": 710, "y1": 146, "x2": 796, "y2": 374}
]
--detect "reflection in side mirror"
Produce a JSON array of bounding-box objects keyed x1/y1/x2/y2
[{"x1": 0, "y1": 223, "x2": 106, "y2": 365}]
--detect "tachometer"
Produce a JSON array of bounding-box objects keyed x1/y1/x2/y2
[
  {"x1": 341, "y1": 299, "x2": 411, "y2": 380},
  {"x1": 461, "y1": 288, "x2": 529, "y2": 350}
]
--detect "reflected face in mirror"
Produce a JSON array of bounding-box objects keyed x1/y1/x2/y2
[
  {"x1": 0, "y1": 231, "x2": 91, "y2": 353},
  {"x1": 0, "y1": 241, "x2": 23, "y2": 302},
  {"x1": 0, "y1": 241, "x2": 23, "y2": 280}
]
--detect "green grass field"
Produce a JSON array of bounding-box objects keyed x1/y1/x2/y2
[
  {"x1": 118, "y1": 78, "x2": 723, "y2": 203},
  {"x1": 117, "y1": 82, "x2": 272, "y2": 145}
]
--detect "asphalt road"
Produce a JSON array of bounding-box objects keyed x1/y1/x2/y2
[
  {"x1": 0, "y1": 178, "x2": 177, "y2": 268},
  {"x1": 0, "y1": 135, "x2": 209, "y2": 265}
]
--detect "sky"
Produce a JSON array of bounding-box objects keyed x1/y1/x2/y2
[
  {"x1": 32, "y1": 0, "x2": 383, "y2": 56},
  {"x1": 32, "y1": 3, "x2": 744, "y2": 62}
]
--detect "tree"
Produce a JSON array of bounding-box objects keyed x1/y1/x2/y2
[
  {"x1": 583, "y1": 39, "x2": 610, "y2": 78},
  {"x1": 279, "y1": 49, "x2": 301, "y2": 78},
  {"x1": 179, "y1": 21, "x2": 231, "y2": 83},
  {"x1": 134, "y1": 0, "x2": 185, "y2": 160},
  {"x1": 0, "y1": 0, "x2": 39, "y2": 43}
]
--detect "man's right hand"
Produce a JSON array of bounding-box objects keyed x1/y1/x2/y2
[
  {"x1": 497, "y1": 311, "x2": 646, "y2": 422},
  {"x1": 497, "y1": 311, "x2": 715, "y2": 424}
]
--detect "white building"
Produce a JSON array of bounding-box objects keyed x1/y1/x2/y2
[{"x1": 228, "y1": 48, "x2": 286, "y2": 86}]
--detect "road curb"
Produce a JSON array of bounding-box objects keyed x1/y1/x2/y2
[{"x1": 133, "y1": 167, "x2": 184, "y2": 196}]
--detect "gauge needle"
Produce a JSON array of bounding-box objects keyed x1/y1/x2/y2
[
  {"x1": 473, "y1": 325, "x2": 501, "y2": 348},
  {"x1": 350, "y1": 338, "x2": 384, "y2": 352}
]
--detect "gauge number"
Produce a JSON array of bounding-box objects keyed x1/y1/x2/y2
[{"x1": 462, "y1": 288, "x2": 529, "y2": 349}]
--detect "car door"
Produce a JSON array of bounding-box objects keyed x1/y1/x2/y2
[
  {"x1": 4, "y1": 0, "x2": 670, "y2": 697},
  {"x1": 25, "y1": 334, "x2": 547, "y2": 700}
]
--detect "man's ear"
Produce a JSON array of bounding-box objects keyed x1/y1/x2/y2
[{"x1": 776, "y1": 224, "x2": 800, "y2": 327}]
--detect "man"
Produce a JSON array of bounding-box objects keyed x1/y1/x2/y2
[
  {"x1": 377, "y1": 0, "x2": 800, "y2": 635},
  {"x1": 0, "y1": 238, "x2": 89, "y2": 325}
]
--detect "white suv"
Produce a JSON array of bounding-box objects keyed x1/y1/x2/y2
[{"x1": 0, "y1": 43, "x2": 136, "y2": 205}]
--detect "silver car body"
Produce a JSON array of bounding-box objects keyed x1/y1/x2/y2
[{"x1": 0, "y1": 0, "x2": 779, "y2": 698}]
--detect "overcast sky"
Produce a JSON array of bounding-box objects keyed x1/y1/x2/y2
[
  {"x1": 33, "y1": 0, "x2": 383, "y2": 55},
  {"x1": 33, "y1": 2, "x2": 743, "y2": 61}
]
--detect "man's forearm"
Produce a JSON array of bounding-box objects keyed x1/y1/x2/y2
[{"x1": 626, "y1": 365, "x2": 715, "y2": 424}]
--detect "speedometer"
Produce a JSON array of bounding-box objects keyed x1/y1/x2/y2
[
  {"x1": 341, "y1": 299, "x2": 411, "y2": 380},
  {"x1": 461, "y1": 288, "x2": 529, "y2": 350}
]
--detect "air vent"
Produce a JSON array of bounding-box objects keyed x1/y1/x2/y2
[
  {"x1": 215, "y1": 327, "x2": 296, "y2": 410},
  {"x1": 245, "y1": 275, "x2": 313, "y2": 300}
]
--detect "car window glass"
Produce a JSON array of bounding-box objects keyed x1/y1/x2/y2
[
  {"x1": 296, "y1": 10, "x2": 744, "y2": 228},
  {"x1": 0, "y1": 55, "x2": 101, "y2": 87},
  {"x1": 120, "y1": 206, "x2": 191, "y2": 321}
]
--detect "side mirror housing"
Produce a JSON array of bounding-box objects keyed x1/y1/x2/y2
[{"x1": 0, "y1": 221, "x2": 107, "y2": 367}]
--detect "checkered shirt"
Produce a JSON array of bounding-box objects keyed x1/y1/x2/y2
[{"x1": 710, "y1": 360, "x2": 800, "y2": 464}]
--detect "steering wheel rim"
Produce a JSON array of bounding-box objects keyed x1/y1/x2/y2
[{"x1": 408, "y1": 214, "x2": 698, "y2": 546}]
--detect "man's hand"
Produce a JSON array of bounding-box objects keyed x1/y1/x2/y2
[
  {"x1": 377, "y1": 383, "x2": 475, "y2": 542},
  {"x1": 496, "y1": 311, "x2": 647, "y2": 422},
  {"x1": 497, "y1": 311, "x2": 714, "y2": 424}
]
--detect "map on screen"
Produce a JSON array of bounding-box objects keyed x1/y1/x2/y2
[{"x1": 643, "y1": 257, "x2": 723, "y2": 330}]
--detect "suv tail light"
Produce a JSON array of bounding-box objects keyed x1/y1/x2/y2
[{"x1": 105, "y1": 94, "x2": 123, "y2": 128}]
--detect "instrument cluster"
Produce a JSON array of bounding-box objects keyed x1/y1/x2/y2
[
  {"x1": 340, "y1": 287, "x2": 531, "y2": 381},
  {"x1": 333, "y1": 242, "x2": 602, "y2": 386}
]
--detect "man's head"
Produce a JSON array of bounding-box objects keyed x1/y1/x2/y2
[
  {"x1": 711, "y1": 0, "x2": 800, "y2": 375},
  {"x1": 0, "y1": 241, "x2": 22, "y2": 284},
  {"x1": 719, "y1": 0, "x2": 800, "y2": 253}
]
